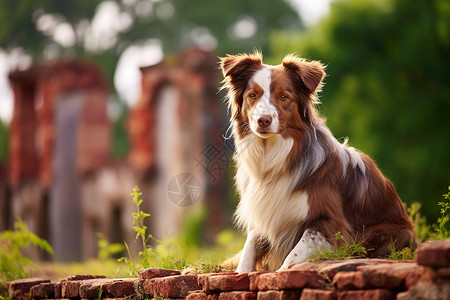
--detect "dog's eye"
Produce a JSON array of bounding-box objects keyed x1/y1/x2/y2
[
  {"x1": 280, "y1": 95, "x2": 289, "y2": 101},
  {"x1": 249, "y1": 93, "x2": 257, "y2": 100}
]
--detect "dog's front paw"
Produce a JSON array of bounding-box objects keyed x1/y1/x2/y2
[
  {"x1": 276, "y1": 262, "x2": 292, "y2": 272},
  {"x1": 235, "y1": 265, "x2": 252, "y2": 273},
  {"x1": 235, "y1": 261, "x2": 254, "y2": 273}
]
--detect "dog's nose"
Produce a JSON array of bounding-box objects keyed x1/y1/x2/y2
[{"x1": 257, "y1": 115, "x2": 272, "y2": 128}]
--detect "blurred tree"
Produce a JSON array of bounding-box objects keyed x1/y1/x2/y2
[
  {"x1": 0, "y1": 0, "x2": 302, "y2": 81},
  {"x1": 270, "y1": 0, "x2": 450, "y2": 219}
]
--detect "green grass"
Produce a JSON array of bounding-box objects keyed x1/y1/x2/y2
[
  {"x1": 310, "y1": 231, "x2": 369, "y2": 261},
  {"x1": 388, "y1": 239, "x2": 416, "y2": 260}
]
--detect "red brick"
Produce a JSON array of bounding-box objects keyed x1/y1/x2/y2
[
  {"x1": 332, "y1": 272, "x2": 365, "y2": 290},
  {"x1": 12, "y1": 289, "x2": 27, "y2": 300},
  {"x1": 250, "y1": 270, "x2": 325, "y2": 291},
  {"x1": 78, "y1": 278, "x2": 137, "y2": 298},
  {"x1": 31, "y1": 282, "x2": 58, "y2": 299},
  {"x1": 357, "y1": 263, "x2": 428, "y2": 289},
  {"x1": 53, "y1": 281, "x2": 62, "y2": 298},
  {"x1": 7, "y1": 278, "x2": 50, "y2": 300},
  {"x1": 339, "y1": 289, "x2": 396, "y2": 300},
  {"x1": 199, "y1": 272, "x2": 238, "y2": 290},
  {"x1": 186, "y1": 291, "x2": 208, "y2": 300},
  {"x1": 417, "y1": 239, "x2": 450, "y2": 268},
  {"x1": 249, "y1": 272, "x2": 278, "y2": 291},
  {"x1": 404, "y1": 266, "x2": 435, "y2": 288},
  {"x1": 357, "y1": 264, "x2": 402, "y2": 288},
  {"x1": 186, "y1": 292, "x2": 220, "y2": 300},
  {"x1": 300, "y1": 289, "x2": 337, "y2": 300},
  {"x1": 67, "y1": 274, "x2": 106, "y2": 281},
  {"x1": 397, "y1": 279, "x2": 450, "y2": 300},
  {"x1": 314, "y1": 260, "x2": 371, "y2": 280},
  {"x1": 62, "y1": 280, "x2": 82, "y2": 298},
  {"x1": 106, "y1": 279, "x2": 137, "y2": 297},
  {"x1": 219, "y1": 291, "x2": 257, "y2": 300},
  {"x1": 143, "y1": 275, "x2": 200, "y2": 298},
  {"x1": 138, "y1": 267, "x2": 181, "y2": 279},
  {"x1": 79, "y1": 278, "x2": 111, "y2": 298},
  {"x1": 257, "y1": 290, "x2": 301, "y2": 300},
  {"x1": 61, "y1": 274, "x2": 108, "y2": 298},
  {"x1": 204, "y1": 273, "x2": 250, "y2": 292},
  {"x1": 277, "y1": 270, "x2": 325, "y2": 290},
  {"x1": 289, "y1": 259, "x2": 401, "y2": 279}
]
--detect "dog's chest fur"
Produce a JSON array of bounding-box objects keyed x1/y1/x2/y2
[{"x1": 234, "y1": 134, "x2": 309, "y2": 247}]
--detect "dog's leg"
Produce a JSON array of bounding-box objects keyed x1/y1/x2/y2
[
  {"x1": 277, "y1": 229, "x2": 332, "y2": 271},
  {"x1": 236, "y1": 231, "x2": 257, "y2": 273}
]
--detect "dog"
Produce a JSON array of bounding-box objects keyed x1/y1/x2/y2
[{"x1": 219, "y1": 52, "x2": 417, "y2": 272}]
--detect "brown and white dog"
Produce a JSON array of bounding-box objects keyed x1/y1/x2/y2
[{"x1": 219, "y1": 52, "x2": 417, "y2": 272}]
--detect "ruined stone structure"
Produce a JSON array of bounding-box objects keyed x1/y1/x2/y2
[
  {"x1": 3, "y1": 48, "x2": 228, "y2": 261},
  {"x1": 8, "y1": 60, "x2": 110, "y2": 261},
  {"x1": 127, "y1": 49, "x2": 228, "y2": 242}
]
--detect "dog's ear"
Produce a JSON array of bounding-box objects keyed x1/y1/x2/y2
[
  {"x1": 282, "y1": 55, "x2": 325, "y2": 93},
  {"x1": 219, "y1": 52, "x2": 263, "y2": 121},
  {"x1": 220, "y1": 52, "x2": 263, "y2": 80}
]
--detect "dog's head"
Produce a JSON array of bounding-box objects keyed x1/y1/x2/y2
[{"x1": 220, "y1": 52, "x2": 325, "y2": 139}]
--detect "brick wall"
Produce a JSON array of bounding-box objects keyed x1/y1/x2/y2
[{"x1": 7, "y1": 239, "x2": 450, "y2": 300}]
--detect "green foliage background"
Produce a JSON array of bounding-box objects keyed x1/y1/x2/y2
[{"x1": 269, "y1": 0, "x2": 450, "y2": 220}]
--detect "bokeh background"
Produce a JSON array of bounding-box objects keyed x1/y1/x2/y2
[{"x1": 0, "y1": 0, "x2": 449, "y2": 271}]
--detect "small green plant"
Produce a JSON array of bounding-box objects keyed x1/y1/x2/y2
[
  {"x1": 0, "y1": 220, "x2": 53, "y2": 296},
  {"x1": 310, "y1": 231, "x2": 368, "y2": 261},
  {"x1": 406, "y1": 186, "x2": 450, "y2": 242},
  {"x1": 97, "y1": 233, "x2": 124, "y2": 261},
  {"x1": 407, "y1": 202, "x2": 430, "y2": 242},
  {"x1": 97, "y1": 285, "x2": 103, "y2": 300},
  {"x1": 431, "y1": 187, "x2": 450, "y2": 240},
  {"x1": 119, "y1": 186, "x2": 154, "y2": 276},
  {"x1": 118, "y1": 186, "x2": 180, "y2": 275},
  {"x1": 388, "y1": 239, "x2": 416, "y2": 260}
]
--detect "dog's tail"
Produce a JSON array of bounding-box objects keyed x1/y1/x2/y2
[{"x1": 219, "y1": 251, "x2": 240, "y2": 271}]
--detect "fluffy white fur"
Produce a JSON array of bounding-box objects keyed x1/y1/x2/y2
[{"x1": 234, "y1": 134, "x2": 312, "y2": 271}]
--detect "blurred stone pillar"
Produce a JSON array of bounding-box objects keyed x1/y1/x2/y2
[
  {"x1": 35, "y1": 60, "x2": 109, "y2": 261},
  {"x1": 8, "y1": 68, "x2": 47, "y2": 258},
  {"x1": 50, "y1": 91, "x2": 84, "y2": 261},
  {"x1": 127, "y1": 48, "x2": 228, "y2": 243}
]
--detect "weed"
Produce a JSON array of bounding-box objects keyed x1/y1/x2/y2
[
  {"x1": 310, "y1": 232, "x2": 368, "y2": 261},
  {"x1": 388, "y1": 239, "x2": 416, "y2": 260},
  {"x1": 407, "y1": 202, "x2": 430, "y2": 242},
  {"x1": 185, "y1": 262, "x2": 224, "y2": 274},
  {"x1": 407, "y1": 186, "x2": 450, "y2": 242},
  {"x1": 432, "y1": 186, "x2": 450, "y2": 240},
  {"x1": 118, "y1": 186, "x2": 156, "y2": 276},
  {"x1": 118, "y1": 186, "x2": 190, "y2": 275},
  {"x1": 0, "y1": 220, "x2": 53, "y2": 298},
  {"x1": 97, "y1": 285, "x2": 103, "y2": 300}
]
